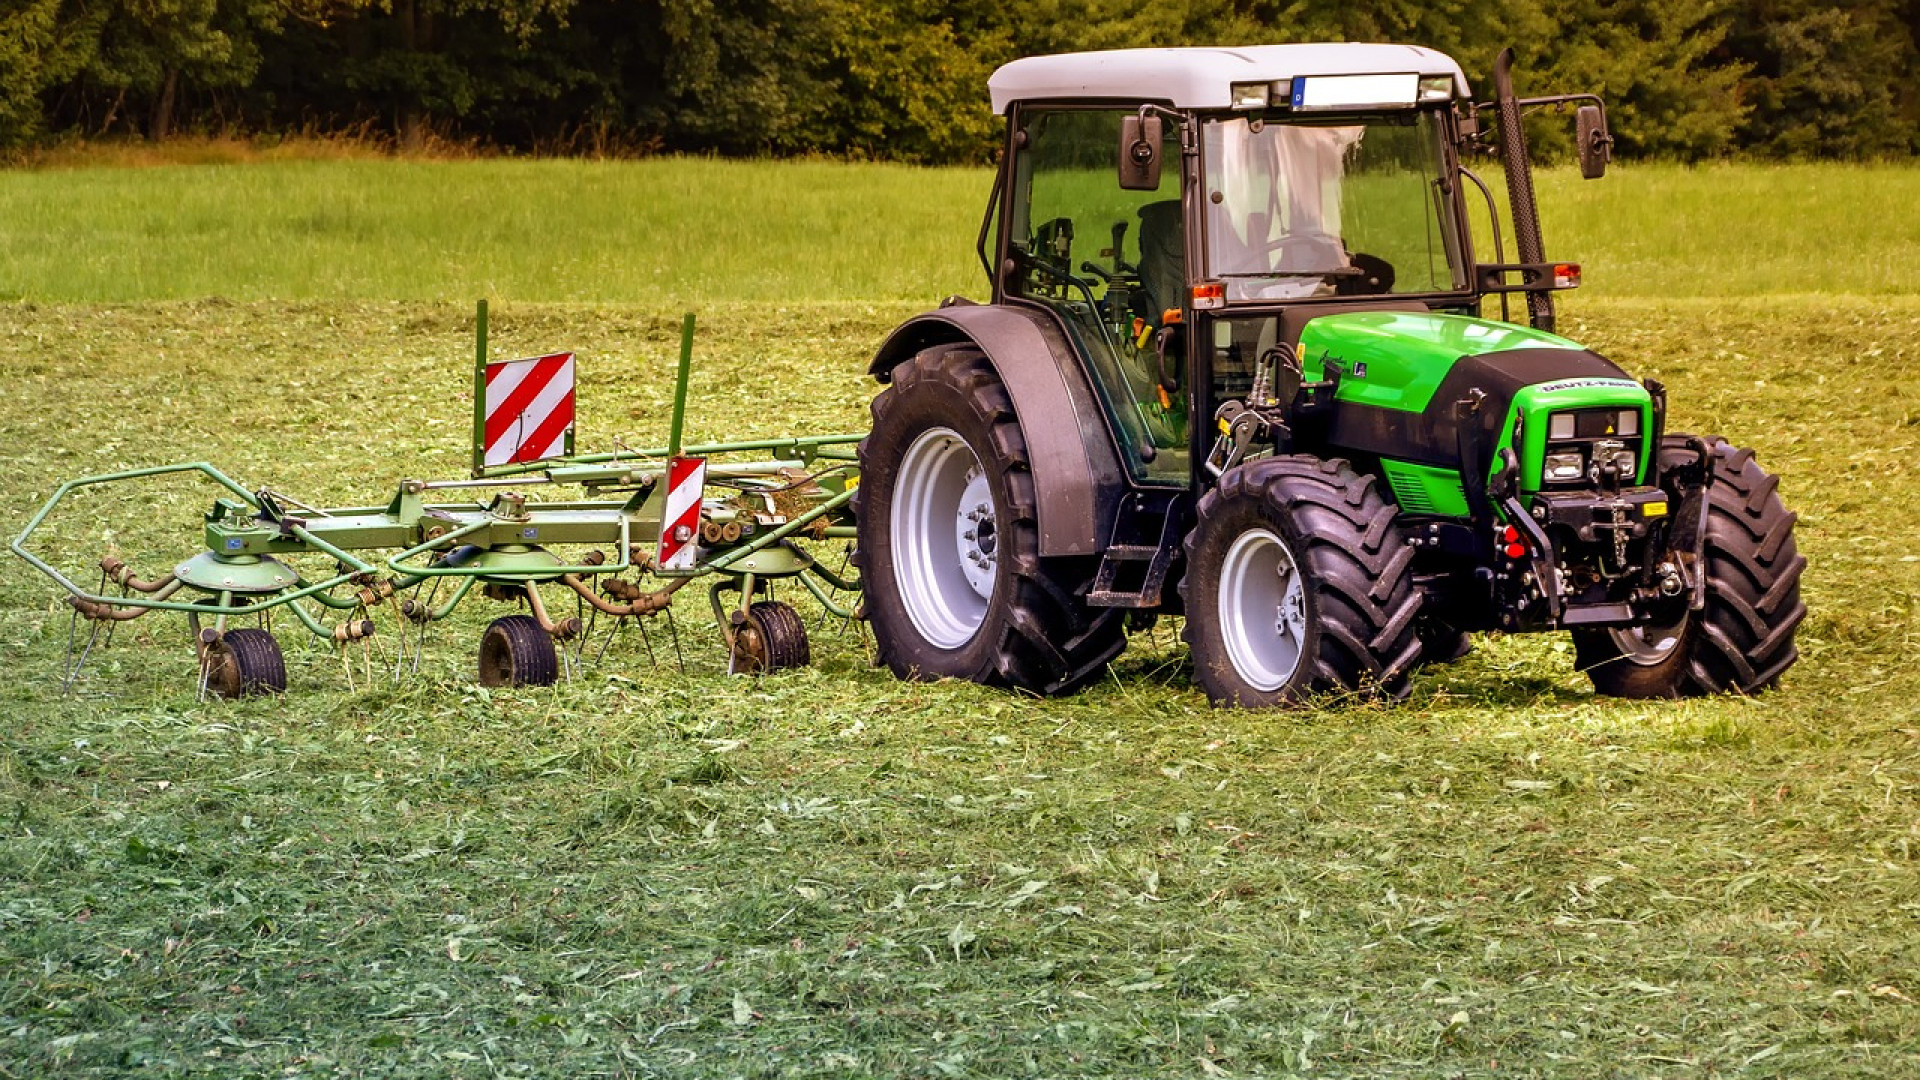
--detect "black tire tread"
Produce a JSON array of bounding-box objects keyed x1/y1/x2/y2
[
  {"x1": 203, "y1": 627, "x2": 287, "y2": 698},
  {"x1": 741, "y1": 600, "x2": 811, "y2": 672},
  {"x1": 1181, "y1": 456, "x2": 1423, "y2": 705},
  {"x1": 857, "y1": 344, "x2": 1126, "y2": 694},
  {"x1": 1684, "y1": 437, "x2": 1805, "y2": 693},
  {"x1": 479, "y1": 614, "x2": 559, "y2": 687},
  {"x1": 1578, "y1": 435, "x2": 1805, "y2": 696}
]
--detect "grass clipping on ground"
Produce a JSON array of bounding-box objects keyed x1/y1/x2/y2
[{"x1": 0, "y1": 297, "x2": 1916, "y2": 1077}]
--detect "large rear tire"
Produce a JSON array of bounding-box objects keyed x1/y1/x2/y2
[
  {"x1": 1576, "y1": 436, "x2": 1806, "y2": 697},
  {"x1": 1181, "y1": 456, "x2": 1422, "y2": 707},
  {"x1": 856, "y1": 344, "x2": 1125, "y2": 694}
]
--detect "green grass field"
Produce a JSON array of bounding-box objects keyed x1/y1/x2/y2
[{"x1": 1, "y1": 158, "x2": 1917, "y2": 1078}]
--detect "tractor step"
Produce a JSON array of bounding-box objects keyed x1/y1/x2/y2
[
  {"x1": 1559, "y1": 601, "x2": 1635, "y2": 626},
  {"x1": 1087, "y1": 513, "x2": 1180, "y2": 608}
]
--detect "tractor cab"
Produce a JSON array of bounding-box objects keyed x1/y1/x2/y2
[{"x1": 989, "y1": 45, "x2": 1487, "y2": 487}]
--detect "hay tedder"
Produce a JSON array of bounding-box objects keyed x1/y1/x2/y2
[{"x1": 14, "y1": 307, "x2": 864, "y2": 696}]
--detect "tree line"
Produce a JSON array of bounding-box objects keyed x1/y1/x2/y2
[{"x1": 2, "y1": 0, "x2": 1915, "y2": 161}]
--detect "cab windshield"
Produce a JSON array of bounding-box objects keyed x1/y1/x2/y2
[{"x1": 1201, "y1": 110, "x2": 1466, "y2": 302}]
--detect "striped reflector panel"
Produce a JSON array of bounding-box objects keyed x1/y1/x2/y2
[
  {"x1": 657, "y1": 456, "x2": 706, "y2": 571},
  {"x1": 483, "y1": 352, "x2": 575, "y2": 466}
]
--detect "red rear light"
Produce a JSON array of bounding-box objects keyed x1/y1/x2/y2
[{"x1": 1553, "y1": 263, "x2": 1581, "y2": 289}]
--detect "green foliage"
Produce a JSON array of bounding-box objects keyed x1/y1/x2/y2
[
  {"x1": 0, "y1": 0, "x2": 89, "y2": 144},
  {"x1": 2, "y1": 0, "x2": 1916, "y2": 159},
  {"x1": 1727, "y1": 0, "x2": 1920, "y2": 155}
]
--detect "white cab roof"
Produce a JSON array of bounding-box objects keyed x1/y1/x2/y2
[{"x1": 989, "y1": 43, "x2": 1469, "y2": 114}]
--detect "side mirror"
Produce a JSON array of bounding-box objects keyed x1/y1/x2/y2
[
  {"x1": 1119, "y1": 113, "x2": 1163, "y2": 191},
  {"x1": 1576, "y1": 104, "x2": 1612, "y2": 179}
]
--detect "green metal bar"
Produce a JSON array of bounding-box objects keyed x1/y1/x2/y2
[
  {"x1": 13, "y1": 462, "x2": 265, "y2": 609},
  {"x1": 701, "y1": 488, "x2": 856, "y2": 572},
  {"x1": 471, "y1": 299, "x2": 489, "y2": 478},
  {"x1": 475, "y1": 434, "x2": 865, "y2": 480},
  {"x1": 287, "y1": 523, "x2": 377, "y2": 573},
  {"x1": 797, "y1": 570, "x2": 860, "y2": 620},
  {"x1": 383, "y1": 516, "x2": 633, "y2": 579},
  {"x1": 304, "y1": 585, "x2": 363, "y2": 610},
  {"x1": 668, "y1": 312, "x2": 695, "y2": 458},
  {"x1": 421, "y1": 574, "x2": 478, "y2": 621},
  {"x1": 378, "y1": 519, "x2": 491, "y2": 575},
  {"x1": 286, "y1": 599, "x2": 334, "y2": 641}
]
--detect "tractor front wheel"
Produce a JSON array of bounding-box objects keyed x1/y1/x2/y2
[
  {"x1": 856, "y1": 344, "x2": 1124, "y2": 694},
  {"x1": 1576, "y1": 436, "x2": 1805, "y2": 697},
  {"x1": 1181, "y1": 456, "x2": 1422, "y2": 707}
]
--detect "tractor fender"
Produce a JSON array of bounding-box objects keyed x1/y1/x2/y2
[{"x1": 870, "y1": 304, "x2": 1124, "y2": 557}]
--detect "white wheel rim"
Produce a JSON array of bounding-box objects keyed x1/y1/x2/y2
[
  {"x1": 892, "y1": 427, "x2": 995, "y2": 649},
  {"x1": 1218, "y1": 527, "x2": 1307, "y2": 692},
  {"x1": 1609, "y1": 611, "x2": 1686, "y2": 666}
]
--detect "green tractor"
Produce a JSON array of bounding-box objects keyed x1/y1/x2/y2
[{"x1": 854, "y1": 43, "x2": 1805, "y2": 707}]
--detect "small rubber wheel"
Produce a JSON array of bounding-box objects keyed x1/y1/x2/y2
[
  {"x1": 731, "y1": 600, "x2": 811, "y2": 673},
  {"x1": 201, "y1": 628, "x2": 287, "y2": 698},
  {"x1": 478, "y1": 614, "x2": 558, "y2": 687}
]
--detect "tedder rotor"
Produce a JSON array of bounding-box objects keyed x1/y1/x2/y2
[{"x1": 13, "y1": 306, "x2": 865, "y2": 697}]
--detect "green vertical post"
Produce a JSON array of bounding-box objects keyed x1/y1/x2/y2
[
  {"x1": 471, "y1": 299, "x2": 489, "y2": 477},
  {"x1": 667, "y1": 312, "x2": 695, "y2": 458}
]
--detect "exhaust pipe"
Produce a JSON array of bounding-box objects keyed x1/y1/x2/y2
[{"x1": 1493, "y1": 48, "x2": 1552, "y2": 333}]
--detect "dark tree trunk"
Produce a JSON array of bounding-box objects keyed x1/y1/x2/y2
[{"x1": 148, "y1": 69, "x2": 177, "y2": 141}]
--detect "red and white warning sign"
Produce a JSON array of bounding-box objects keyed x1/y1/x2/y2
[
  {"x1": 482, "y1": 352, "x2": 576, "y2": 467},
  {"x1": 657, "y1": 455, "x2": 707, "y2": 570}
]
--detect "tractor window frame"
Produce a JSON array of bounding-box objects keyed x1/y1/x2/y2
[{"x1": 1194, "y1": 105, "x2": 1477, "y2": 308}]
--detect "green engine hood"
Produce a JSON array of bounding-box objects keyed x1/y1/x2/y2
[
  {"x1": 1296, "y1": 309, "x2": 1652, "y2": 498},
  {"x1": 1298, "y1": 310, "x2": 1586, "y2": 412}
]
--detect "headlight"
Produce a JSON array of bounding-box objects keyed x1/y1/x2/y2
[
  {"x1": 1544, "y1": 450, "x2": 1584, "y2": 482},
  {"x1": 1548, "y1": 412, "x2": 1576, "y2": 440},
  {"x1": 1614, "y1": 409, "x2": 1639, "y2": 437}
]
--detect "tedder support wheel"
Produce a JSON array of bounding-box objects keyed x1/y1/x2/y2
[
  {"x1": 478, "y1": 614, "x2": 559, "y2": 687},
  {"x1": 1576, "y1": 436, "x2": 1806, "y2": 697},
  {"x1": 731, "y1": 600, "x2": 811, "y2": 673},
  {"x1": 856, "y1": 343, "x2": 1125, "y2": 694},
  {"x1": 1181, "y1": 456, "x2": 1422, "y2": 707},
  {"x1": 201, "y1": 628, "x2": 287, "y2": 698}
]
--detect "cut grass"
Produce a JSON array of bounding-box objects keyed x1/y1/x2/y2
[{"x1": 1, "y1": 294, "x2": 1917, "y2": 1077}]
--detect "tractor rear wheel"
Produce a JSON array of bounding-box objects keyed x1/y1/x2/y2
[
  {"x1": 1181, "y1": 456, "x2": 1422, "y2": 707},
  {"x1": 1576, "y1": 436, "x2": 1805, "y2": 697},
  {"x1": 479, "y1": 614, "x2": 559, "y2": 687},
  {"x1": 201, "y1": 628, "x2": 287, "y2": 698},
  {"x1": 856, "y1": 344, "x2": 1125, "y2": 694}
]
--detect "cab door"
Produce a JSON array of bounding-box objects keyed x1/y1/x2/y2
[{"x1": 1000, "y1": 106, "x2": 1191, "y2": 486}]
